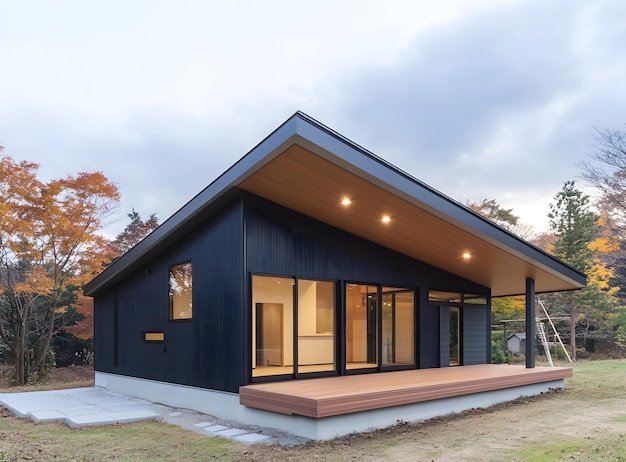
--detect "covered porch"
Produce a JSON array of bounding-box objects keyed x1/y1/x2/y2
[{"x1": 240, "y1": 364, "x2": 571, "y2": 425}]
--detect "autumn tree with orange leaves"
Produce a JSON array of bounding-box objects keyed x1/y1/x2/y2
[
  {"x1": 61, "y1": 210, "x2": 158, "y2": 350},
  {"x1": 0, "y1": 150, "x2": 119, "y2": 384}
]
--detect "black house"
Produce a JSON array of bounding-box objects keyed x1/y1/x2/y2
[{"x1": 85, "y1": 112, "x2": 585, "y2": 439}]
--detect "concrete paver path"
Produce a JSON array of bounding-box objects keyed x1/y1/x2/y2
[{"x1": 0, "y1": 387, "x2": 278, "y2": 444}]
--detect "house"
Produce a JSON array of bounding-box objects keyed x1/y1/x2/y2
[
  {"x1": 84, "y1": 112, "x2": 585, "y2": 440},
  {"x1": 507, "y1": 333, "x2": 526, "y2": 355}
]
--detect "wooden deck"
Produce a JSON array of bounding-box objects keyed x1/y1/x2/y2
[{"x1": 240, "y1": 365, "x2": 572, "y2": 418}]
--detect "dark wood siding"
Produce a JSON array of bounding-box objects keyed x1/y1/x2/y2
[
  {"x1": 420, "y1": 302, "x2": 440, "y2": 369},
  {"x1": 463, "y1": 307, "x2": 489, "y2": 365},
  {"x1": 94, "y1": 292, "x2": 116, "y2": 371},
  {"x1": 245, "y1": 194, "x2": 484, "y2": 293},
  {"x1": 94, "y1": 197, "x2": 245, "y2": 393}
]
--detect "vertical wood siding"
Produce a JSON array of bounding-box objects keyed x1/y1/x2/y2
[
  {"x1": 93, "y1": 292, "x2": 115, "y2": 370},
  {"x1": 94, "y1": 197, "x2": 245, "y2": 393},
  {"x1": 420, "y1": 303, "x2": 440, "y2": 369}
]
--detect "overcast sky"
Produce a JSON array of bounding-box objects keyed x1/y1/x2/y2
[{"x1": 1, "y1": 0, "x2": 625, "y2": 237}]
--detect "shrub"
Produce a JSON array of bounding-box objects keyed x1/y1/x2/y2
[
  {"x1": 491, "y1": 338, "x2": 512, "y2": 364},
  {"x1": 555, "y1": 346, "x2": 568, "y2": 361}
]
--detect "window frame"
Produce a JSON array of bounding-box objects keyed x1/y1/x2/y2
[{"x1": 168, "y1": 260, "x2": 193, "y2": 321}]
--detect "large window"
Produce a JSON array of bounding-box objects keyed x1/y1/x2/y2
[
  {"x1": 252, "y1": 275, "x2": 294, "y2": 377},
  {"x1": 297, "y1": 279, "x2": 335, "y2": 374},
  {"x1": 252, "y1": 275, "x2": 336, "y2": 378},
  {"x1": 169, "y1": 261, "x2": 192, "y2": 320}
]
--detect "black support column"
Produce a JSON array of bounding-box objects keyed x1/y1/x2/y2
[{"x1": 525, "y1": 278, "x2": 535, "y2": 368}]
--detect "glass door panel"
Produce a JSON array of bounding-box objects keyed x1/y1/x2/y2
[
  {"x1": 382, "y1": 288, "x2": 415, "y2": 367},
  {"x1": 345, "y1": 284, "x2": 378, "y2": 370},
  {"x1": 252, "y1": 275, "x2": 294, "y2": 377},
  {"x1": 297, "y1": 280, "x2": 336, "y2": 373}
]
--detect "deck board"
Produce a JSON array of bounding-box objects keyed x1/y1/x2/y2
[{"x1": 239, "y1": 365, "x2": 572, "y2": 418}]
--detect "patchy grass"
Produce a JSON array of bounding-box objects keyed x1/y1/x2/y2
[
  {"x1": 505, "y1": 434, "x2": 626, "y2": 462},
  {"x1": 0, "y1": 408, "x2": 241, "y2": 461},
  {"x1": 1, "y1": 360, "x2": 626, "y2": 461},
  {"x1": 503, "y1": 359, "x2": 626, "y2": 462},
  {"x1": 566, "y1": 359, "x2": 626, "y2": 399}
]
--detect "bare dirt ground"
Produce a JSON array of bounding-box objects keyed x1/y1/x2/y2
[{"x1": 242, "y1": 397, "x2": 626, "y2": 461}]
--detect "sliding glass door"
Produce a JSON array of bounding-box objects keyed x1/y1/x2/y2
[
  {"x1": 251, "y1": 276, "x2": 416, "y2": 379},
  {"x1": 252, "y1": 275, "x2": 336, "y2": 378},
  {"x1": 346, "y1": 284, "x2": 416, "y2": 371}
]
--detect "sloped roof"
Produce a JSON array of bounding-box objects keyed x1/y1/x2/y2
[
  {"x1": 507, "y1": 333, "x2": 526, "y2": 340},
  {"x1": 85, "y1": 111, "x2": 586, "y2": 297}
]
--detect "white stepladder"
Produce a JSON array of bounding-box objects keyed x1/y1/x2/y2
[
  {"x1": 535, "y1": 320, "x2": 553, "y2": 366},
  {"x1": 537, "y1": 298, "x2": 573, "y2": 365}
]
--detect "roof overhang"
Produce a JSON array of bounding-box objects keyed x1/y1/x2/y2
[{"x1": 85, "y1": 112, "x2": 586, "y2": 297}]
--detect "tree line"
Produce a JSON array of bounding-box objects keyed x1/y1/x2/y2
[
  {"x1": 474, "y1": 127, "x2": 626, "y2": 361},
  {"x1": 0, "y1": 148, "x2": 158, "y2": 385}
]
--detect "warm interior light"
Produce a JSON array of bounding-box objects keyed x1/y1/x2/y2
[
  {"x1": 462, "y1": 252, "x2": 472, "y2": 260},
  {"x1": 382, "y1": 215, "x2": 391, "y2": 224},
  {"x1": 341, "y1": 198, "x2": 352, "y2": 206}
]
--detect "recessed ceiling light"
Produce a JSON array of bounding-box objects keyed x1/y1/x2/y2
[
  {"x1": 382, "y1": 215, "x2": 391, "y2": 224},
  {"x1": 462, "y1": 252, "x2": 472, "y2": 260},
  {"x1": 341, "y1": 198, "x2": 352, "y2": 206}
]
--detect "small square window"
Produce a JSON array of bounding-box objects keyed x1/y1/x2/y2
[{"x1": 169, "y1": 261, "x2": 192, "y2": 320}]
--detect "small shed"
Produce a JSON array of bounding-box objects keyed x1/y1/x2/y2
[{"x1": 507, "y1": 333, "x2": 526, "y2": 355}]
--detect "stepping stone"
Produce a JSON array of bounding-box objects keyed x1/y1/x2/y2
[
  {"x1": 234, "y1": 433, "x2": 270, "y2": 443},
  {"x1": 216, "y1": 428, "x2": 248, "y2": 438},
  {"x1": 193, "y1": 421, "x2": 214, "y2": 428},
  {"x1": 203, "y1": 424, "x2": 228, "y2": 433},
  {"x1": 29, "y1": 409, "x2": 65, "y2": 422}
]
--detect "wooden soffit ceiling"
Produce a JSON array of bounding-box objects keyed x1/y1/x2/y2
[{"x1": 239, "y1": 143, "x2": 582, "y2": 297}]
